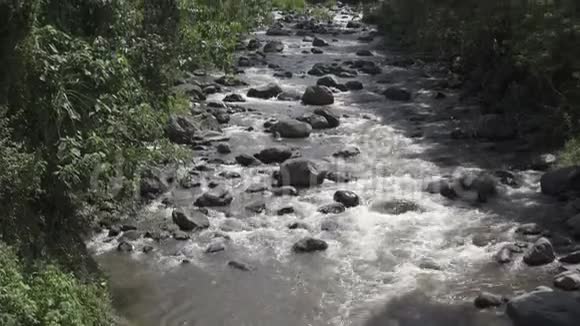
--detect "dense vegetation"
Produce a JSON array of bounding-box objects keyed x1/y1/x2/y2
[
  {"x1": 0, "y1": 0, "x2": 280, "y2": 323},
  {"x1": 364, "y1": 0, "x2": 580, "y2": 153}
]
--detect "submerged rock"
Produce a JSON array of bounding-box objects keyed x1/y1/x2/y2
[{"x1": 371, "y1": 199, "x2": 421, "y2": 215}]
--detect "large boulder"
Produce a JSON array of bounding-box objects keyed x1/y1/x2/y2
[
  {"x1": 166, "y1": 115, "x2": 198, "y2": 145},
  {"x1": 247, "y1": 83, "x2": 283, "y2": 99},
  {"x1": 172, "y1": 208, "x2": 210, "y2": 231},
  {"x1": 313, "y1": 108, "x2": 340, "y2": 128},
  {"x1": 194, "y1": 188, "x2": 233, "y2": 207},
  {"x1": 523, "y1": 237, "x2": 556, "y2": 266},
  {"x1": 279, "y1": 159, "x2": 325, "y2": 188},
  {"x1": 554, "y1": 270, "x2": 580, "y2": 291},
  {"x1": 254, "y1": 147, "x2": 293, "y2": 164},
  {"x1": 565, "y1": 214, "x2": 580, "y2": 237},
  {"x1": 507, "y1": 288, "x2": 580, "y2": 326},
  {"x1": 302, "y1": 86, "x2": 334, "y2": 106},
  {"x1": 540, "y1": 166, "x2": 580, "y2": 196},
  {"x1": 263, "y1": 40, "x2": 284, "y2": 53},
  {"x1": 292, "y1": 237, "x2": 328, "y2": 253},
  {"x1": 383, "y1": 87, "x2": 411, "y2": 101},
  {"x1": 140, "y1": 167, "x2": 175, "y2": 200},
  {"x1": 272, "y1": 119, "x2": 312, "y2": 138},
  {"x1": 475, "y1": 114, "x2": 517, "y2": 141},
  {"x1": 334, "y1": 190, "x2": 360, "y2": 207}
]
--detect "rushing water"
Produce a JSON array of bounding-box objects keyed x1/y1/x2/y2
[{"x1": 89, "y1": 7, "x2": 566, "y2": 326}]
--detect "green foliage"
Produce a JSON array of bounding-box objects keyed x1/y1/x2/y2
[
  {"x1": 0, "y1": 243, "x2": 114, "y2": 326},
  {"x1": 272, "y1": 0, "x2": 306, "y2": 10}
]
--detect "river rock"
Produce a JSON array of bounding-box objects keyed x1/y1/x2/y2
[
  {"x1": 302, "y1": 86, "x2": 334, "y2": 105},
  {"x1": 177, "y1": 175, "x2": 199, "y2": 188},
  {"x1": 334, "y1": 190, "x2": 360, "y2": 207},
  {"x1": 277, "y1": 206, "x2": 295, "y2": 216},
  {"x1": 247, "y1": 83, "x2": 283, "y2": 99},
  {"x1": 228, "y1": 260, "x2": 254, "y2": 271},
  {"x1": 272, "y1": 119, "x2": 312, "y2": 138},
  {"x1": 345, "y1": 80, "x2": 363, "y2": 90},
  {"x1": 173, "y1": 230, "x2": 190, "y2": 241},
  {"x1": 383, "y1": 87, "x2": 412, "y2": 101},
  {"x1": 475, "y1": 114, "x2": 517, "y2": 141},
  {"x1": 560, "y1": 250, "x2": 580, "y2": 264},
  {"x1": 318, "y1": 203, "x2": 346, "y2": 214},
  {"x1": 279, "y1": 159, "x2": 324, "y2": 188},
  {"x1": 272, "y1": 186, "x2": 298, "y2": 196},
  {"x1": 266, "y1": 26, "x2": 292, "y2": 36},
  {"x1": 523, "y1": 237, "x2": 556, "y2": 266},
  {"x1": 263, "y1": 40, "x2": 284, "y2": 53},
  {"x1": 288, "y1": 222, "x2": 309, "y2": 230},
  {"x1": 554, "y1": 270, "x2": 580, "y2": 291},
  {"x1": 277, "y1": 90, "x2": 302, "y2": 101},
  {"x1": 313, "y1": 108, "x2": 340, "y2": 127},
  {"x1": 371, "y1": 199, "x2": 421, "y2": 215},
  {"x1": 321, "y1": 219, "x2": 339, "y2": 231},
  {"x1": 215, "y1": 75, "x2": 248, "y2": 87},
  {"x1": 346, "y1": 21, "x2": 362, "y2": 28},
  {"x1": 223, "y1": 93, "x2": 245, "y2": 102},
  {"x1": 495, "y1": 245, "x2": 515, "y2": 264},
  {"x1": 515, "y1": 223, "x2": 543, "y2": 235},
  {"x1": 273, "y1": 71, "x2": 293, "y2": 78},
  {"x1": 356, "y1": 49, "x2": 373, "y2": 56},
  {"x1": 140, "y1": 167, "x2": 174, "y2": 200},
  {"x1": 172, "y1": 208, "x2": 210, "y2": 231},
  {"x1": 459, "y1": 172, "x2": 497, "y2": 202},
  {"x1": 245, "y1": 183, "x2": 268, "y2": 193},
  {"x1": 235, "y1": 154, "x2": 260, "y2": 166},
  {"x1": 117, "y1": 241, "x2": 134, "y2": 252},
  {"x1": 293, "y1": 237, "x2": 328, "y2": 253},
  {"x1": 333, "y1": 146, "x2": 360, "y2": 158},
  {"x1": 426, "y1": 179, "x2": 458, "y2": 199},
  {"x1": 254, "y1": 147, "x2": 293, "y2": 164},
  {"x1": 312, "y1": 37, "x2": 329, "y2": 47},
  {"x1": 317, "y1": 76, "x2": 340, "y2": 88},
  {"x1": 507, "y1": 288, "x2": 580, "y2": 326},
  {"x1": 206, "y1": 242, "x2": 226, "y2": 254},
  {"x1": 474, "y1": 292, "x2": 505, "y2": 309},
  {"x1": 297, "y1": 113, "x2": 331, "y2": 129},
  {"x1": 541, "y1": 166, "x2": 580, "y2": 196},
  {"x1": 311, "y1": 47, "x2": 324, "y2": 54},
  {"x1": 194, "y1": 188, "x2": 233, "y2": 207},
  {"x1": 165, "y1": 115, "x2": 199, "y2": 145},
  {"x1": 325, "y1": 171, "x2": 355, "y2": 183},
  {"x1": 247, "y1": 38, "x2": 261, "y2": 50},
  {"x1": 246, "y1": 200, "x2": 266, "y2": 214},
  {"x1": 216, "y1": 143, "x2": 231, "y2": 155}
]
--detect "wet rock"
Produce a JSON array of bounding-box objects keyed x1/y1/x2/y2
[
  {"x1": 246, "y1": 183, "x2": 268, "y2": 193},
  {"x1": 206, "y1": 242, "x2": 225, "y2": 254},
  {"x1": 219, "y1": 171, "x2": 241, "y2": 179},
  {"x1": 279, "y1": 159, "x2": 324, "y2": 188},
  {"x1": 173, "y1": 231, "x2": 190, "y2": 241},
  {"x1": 321, "y1": 219, "x2": 340, "y2": 232},
  {"x1": 312, "y1": 37, "x2": 329, "y2": 47},
  {"x1": 371, "y1": 199, "x2": 421, "y2": 215},
  {"x1": 272, "y1": 186, "x2": 298, "y2": 196},
  {"x1": 358, "y1": 35, "x2": 374, "y2": 42},
  {"x1": 356, "y1": 49, "x2": 373, "y2": 56},
  {"x1": 474, "y1": 292, "x2": 505, "y2": 309},
  {"x1": 254, "y1": 147, "x2": 293, "y2": 164},
  {"x1": 173, "y1": 83, "x2": 206, "y2": 101},
  {"x1": 317, "y1": 76, "x2": 340, "y2": 88},
  {"x1": 418, "y1": 258, "x2": 442, "y2": 271},
  {"x1": 302, "y1": 86, "x2": 334, "y2": 106},
  {"x1": 554, "y1": 270, "x2": 580, "y2": 291},
  {"x1": 560, "y1": 250, "x2": 580, "y2": 264},
  {"x1": 541, "y1": 166, "x2": 580, "y2": 196},
  {"x1": 565, "y1": 214, "x2": 580, "y2": 237},
  {"x1": 318, "y1": 203, "x2": 346, "y2": 214},
  {"x1": 194, "y1": 188, "x2": 233, "y2": 207},
  {"x1": 165, "y1": 115, "x2": 199, "y2": 145},
  {"x1": 203, "y1": 85, "x2": 219, "y2": 94},
  {"x1": 496, "y1": 245, "x2": 515, "y2": 264},
  {"x1": 273, "y1": 71, "x2": 293, "y2": 78},
  {"x1": 108, "y1": 225, "x2": 121, "y2": 237},
  {"x1": 297, "y1": 113, "x2": 331, "y2": 129},
  {"x1": 247, "y1": 83, "x2": 283, "y2": 99},
  {"x1": 507, "y1": 288, "x2": 580, "y2": 326},
  {"x1": 215, "y1": 75, "x2": 248, "y2": 87},
  {"x1": 346, "y1": 21, "x2": 362, "y2": 28},
  {"x1": 223, "y1": 93, "x2": 245, "y2": 103},
  {"x1": 531, "y1": 153, "x2": 557, "y2": 171},
  {"x1": 303, "y1": 36, "x2": 313, "y2": 42},
  {"x1": 288, "y1": 222, "x2": 309, "y2": 230},
  {"x1": 475, "y1": 114, "x2": 517, "y2": 141},
  {"x1": 383, "y1": 87, "x2": 412, "y2": 101},
  {"x1": 117, "y1": 241, "x2": 134, "y2": 252},
  {"x1": 311, "y1": 47, "x2": 324, "y2": 54},
  {"x1": 325, "y1": 171, "x2": 355, "y2": 183},
  {"x1": 494, "y1": 170, "x2": 520, "y2": 187},
  {"x1": 334, "y1": 190, "x2": 360, "y2": 207},
  {"x1": 172, "y1": 208, "x2": 210, "y2": 231},
  {"x1": 293, "y1": 237, "x2": 328, "y2": 253},
  {"x1": 246, "y1": 200, "x2": 266, "y2": 214},
  {"x1": 277, "y1": 90, "x2": 302, "y2": 101},
  {"x1": 313, "y1": 107, "x2": 340, "y2": 127},
  {"x1": 216, "y1": 143, "x2": 231, "y2": 154},
  {"x1": 345, "y1": 80, "x2": 363, "y2": 90},
  {"x1": 228, "y1": 260, "x2": 254, "y2": 271},
  {"x1": 272, "y1": 119, "x2": 312, "y2": 138},
  {"x1": 333, "y1": 146, "x2": 360, "y2": 158},
  {"x1": 247, "y1": 38, "x2": 261, "y2": 50},
  {"x1": 142, "y1": 245, "x2": 154, "y2": 254},
  {"x1": 140, "y1": 167, "x2": 175, "y2": 199},
  {"x1": 144, "y1": 230, "x2": 170, "y2": 242},
  {"x1": 472, "y1": 234, "x2": 491, "y2": 247},
  {"x1": 277, "y1": 206, "x2": 295, "y2": 216},
  {"x1": 263, "y1": 40, "x2": 284, "y2": 53},
  {"x1": 237, "y1": 56, "x2": 252, "y2": 67},
  {"x1": 459, "y1": 172, "x2": 497, "y2": 202},
  {"x1": 235, "y1": 154, "x2": 260, "y2": 167},
  {"x1": 266, "y1": 26, "x2": 292, "y2": 36},
  {"x1": 523, "y1": 237, "x2": 556, "y2": 266},
  {"x1": 516, "y1": 223, "x2": 543, "y2": 235}
]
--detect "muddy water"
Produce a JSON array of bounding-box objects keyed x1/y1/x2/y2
[{"x1": 89, "y1": 7, "x2": 565, "y2": 326}]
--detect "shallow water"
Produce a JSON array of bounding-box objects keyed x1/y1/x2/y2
[{"x1": 89, "y1": 8, "x2": 566, "y2": 326}]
